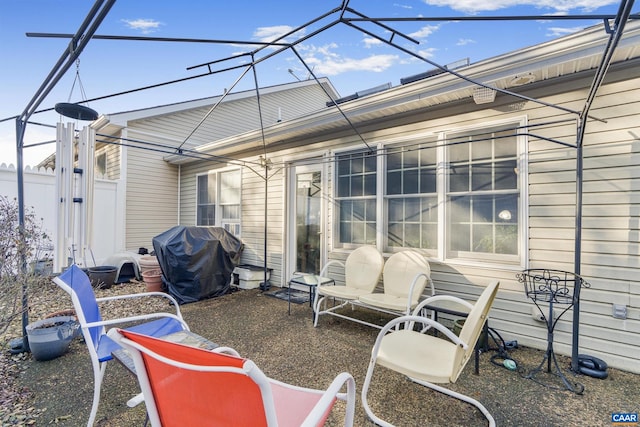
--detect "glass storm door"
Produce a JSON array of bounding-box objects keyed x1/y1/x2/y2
[{"x1": 292, "y1": 165, "x2": 323, "y2": 275}]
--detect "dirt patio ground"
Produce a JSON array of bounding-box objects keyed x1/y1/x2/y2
[{"x1": 3, "y1": 282, "x2": 640, "y2": 426}]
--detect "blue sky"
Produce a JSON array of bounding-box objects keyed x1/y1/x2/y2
[{"x1": 0, "y1": 0, "x2": 627, "y2": 166}]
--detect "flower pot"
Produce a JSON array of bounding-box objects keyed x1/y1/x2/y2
[
  {"x1": 87, "y1": 266, "x2": 117, "y2": 289},
  {"x1": 139, "y1": 255, "x2": 160, "y2": 275},
  {"x1": 142, "y1": 268, "x2": 164, "y2": 292},
  {"x1": 26, "y1": 316, "x2": 79, "y2": 361}
]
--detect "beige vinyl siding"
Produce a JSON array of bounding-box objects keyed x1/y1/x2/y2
[
  {"x1": 129, "y1": 84, "x2": 335, "y2": 150},
  {"x1": 179, "y1": 157, "x2": 285, "y2": 287},
  {"x1": 513, "y1": 73, "x2": 640, "y2": 372},
  {"x1": 173, "y1": 64, "x2": 639, "y2": 372},
  {"x1": 292, "y1": 69, "x2": 639, "y2": 372},
  {"x1": 179, "y1": 173, "x2": 197, "y2": 226},
  {"x1": 122, "y1": 83, "x2": 333, "y2": 250},
  {"x1": 124, "y1": 130, "x2": 179, "y2": 251},
  {"x1": 98, "y1": 142, "x2": 121, "y2": 180},
  {"x1": 234, "y1": 156, "x2": 284, "y2": 287}
]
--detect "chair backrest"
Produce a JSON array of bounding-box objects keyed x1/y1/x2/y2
[
  {"x1": 344, "y1": 246, "x2": 385, "y2": 292},
  {"x1": 54, "y1": 265, "x2": 103, "y2": 350},
  {"x1": 451, "y1": 281, "x2": 500, "y2": 382},
  {"x1": 118, "y1": 329, "x2": 274, "y2": 427},
  {"x1": 382, "y1": 251, "x2": 431, "y2": 301}
]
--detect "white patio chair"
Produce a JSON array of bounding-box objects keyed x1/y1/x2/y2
[
  {"x1": 111, "y1": 329, "x2": 357, "y2": 427},
  {"x1": 53, "y1": 264, "x2": 189, "y2": 426},
  {"x1": 313, "y1": 246, "x2": 384, "y2": 326},
  {"x1": 361, "y1": 280, "x2": 500, "y2": 427}
]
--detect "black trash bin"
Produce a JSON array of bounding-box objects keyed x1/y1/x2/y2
[{"x1": 152, "y1": 226, "x2": 244, "y2": 304}]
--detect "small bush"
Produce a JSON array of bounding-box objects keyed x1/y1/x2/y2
[{"x1": 0, "y1": 195, "x2": 52, "y2": 337}]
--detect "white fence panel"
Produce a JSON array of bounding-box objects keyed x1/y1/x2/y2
[{"x1": 0, "y1": 163, "x2": 120, "y2": 271}]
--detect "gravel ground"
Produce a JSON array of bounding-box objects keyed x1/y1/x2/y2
[{"x1": 2, "y1": 279, "x2": 639, "y2": 426}]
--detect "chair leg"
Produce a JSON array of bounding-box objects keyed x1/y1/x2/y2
[
  {"x1": 361, "y1": 357, "x2": 394, "y2": 427},
  {"x1": 362, "y1": 357, "x2": 495, "y2": 427},
  {"x1": 409, "y1": 378, "x2": 496, "y2": 427},
  {"x1": 313, "y1": 295, "x2": 325, "y2": 327},
  {"x1": 87, "y1": 360, "x2": 107, "y2": 426},
  {"x1": 127, "y1": 393, "x2": 145, "y2": 407}
]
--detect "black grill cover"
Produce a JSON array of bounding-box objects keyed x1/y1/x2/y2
[{"x1": 152, "y1": 226, "x2": 243, "y2": 304}]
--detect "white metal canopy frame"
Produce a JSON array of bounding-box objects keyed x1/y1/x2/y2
[{"x1": 11, "y1": 0, "x2": 638, "y2": 375}]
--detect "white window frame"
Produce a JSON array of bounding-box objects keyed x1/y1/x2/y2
[
  {"x1": 333, "y1": 149, "x2": 378, "y2": 249},
  {"x1": 195, "y1": 168, "x2": 242, "y2": 236},
  {"x1": 332, "y1": 117, "x2": 528, "y2": 268},
  {"x1": 442, "y1": 119, "x2": 525, "y2": 265},
  {"x1": 383, "y1": 135, "x2": 440, "y2": 257}
]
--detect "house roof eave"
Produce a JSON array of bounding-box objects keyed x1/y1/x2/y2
[{"x1": 168, "y1": 20, "x2": 640, "y2": 165}]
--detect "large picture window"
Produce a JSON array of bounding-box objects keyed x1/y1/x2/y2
[
  {"x1": 333, "y1": 121, "x2": 523, "y2": 265},
  {"x1": 196, "y1": 169, "x2": 241, "y2": 235}
]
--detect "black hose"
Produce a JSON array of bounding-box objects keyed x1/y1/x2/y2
[{"x1": 485, "y1": 327, "x2": 519, "y2": 371}]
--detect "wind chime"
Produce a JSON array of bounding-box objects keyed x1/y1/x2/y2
[{"x1": 53, "y1": 59, "x2": 99, "y2": 271}]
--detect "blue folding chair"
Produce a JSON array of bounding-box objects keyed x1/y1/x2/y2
[{"x1": 53, "y1": 264, "x2": 189, "y2": 426}]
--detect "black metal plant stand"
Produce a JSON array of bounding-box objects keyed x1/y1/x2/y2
[{"x1": 517, "y1": 269, "x2": 590, "y2": 394}]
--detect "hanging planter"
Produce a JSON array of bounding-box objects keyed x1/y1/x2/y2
[
  {"x1": 26, "y1": 316, "x2": 79, "y2": 361},
  {"x1": 142, "y1": 268, "x2": 164, "y2": 292}
]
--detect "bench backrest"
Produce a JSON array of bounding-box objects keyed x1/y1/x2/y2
[{"x1": 382, "y1": 251, "x2": 431, "y2": 302}]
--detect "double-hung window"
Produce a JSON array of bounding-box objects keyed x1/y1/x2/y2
[
  {"x1": 385, "y1": 141, "x2": 438, "y2": 254},
  {"x1": 446, "y1": 127, "x2": 519, "y2": 261},
  {"x1": 196, "y1": 169, "x2": 241, "y2": 236},
  {"x1": 336, "y1": 150, "x2": 377, "y2": 245}
]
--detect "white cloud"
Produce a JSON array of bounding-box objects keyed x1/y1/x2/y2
[
  {"x1": 546, "y1": 26, "x2": 586, "y2": 36},
  {"x1": 299, "y1": 42, "x2": 340, "y2": 58},
  {"x1": 121, "y1": 19, "x2": 163, "y2": 34},
  {"x1": 409, "y1": 25, "x2": 440, "y2": 39},
  {"x1": 417, "y1": 47, "x2": 437, "y2": 58},
  {"x1": 394, "y1": 3, "x2": 413, "y2": 9},
  {"x1": 363, "y1": 37, "x2": 383, "y2": 48},
  {"x1": 457, "y1": 38, "x2": 476, "y2": 46},
  {"x1": 253, "y1": 25, "x2": 305, "y2": 43},
  {"x1": 312, "y1": 55, "x2": 399, "y2": 75},
  {"x1": 298, "y1": 42, "x2": 399, "y2": 75},
  {"x1": 299, "y1": 45, "x2": 398, "y2": 75},
  {"x1": 421, "y1": 0, "x2": 618, "y2": 13}
]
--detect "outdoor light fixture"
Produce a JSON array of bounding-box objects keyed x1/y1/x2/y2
[
  {"x1": 54, "y1": 102, "x2": 99, "y2": 121},
  {"x1": 259, "y1": 155, "x2": 273, "y2": 170},
  {"x1": 473, "y1": 86, "x2": 496, "y2": 104}
]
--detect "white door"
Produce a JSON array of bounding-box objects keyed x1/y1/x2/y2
[{"x1": 288, "y1": 164, "x2": 324, "y2": 279}]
